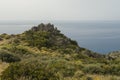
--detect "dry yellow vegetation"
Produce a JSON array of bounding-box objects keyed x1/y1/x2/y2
[
  {"x1": 0, "y1": 62, "x2": 9, "y2": 75},
  {"x1": 86, "y1": 75, "x2": 120, "y2": 80}
]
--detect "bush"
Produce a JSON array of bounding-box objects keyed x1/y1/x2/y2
[
  {"x1": 0, "y1": 50, "x2": 21, "y2": 63},
  {"x1": 70, "y1": 39, "x2": 78, "y2": 46},
  {"x1": 103, "y1": 65, "x2": 120, "y2": 75},
  {"x1": 8, "y1": 46, "x2": 32, "y2": 56},
  {"x1": 1, "y1": 58, "x2": 78, "y2": 80},
  {"x1": 25, "y1": 30, "x2": 51, "y2": 48},
  {"x1": 1, "y1": 61, "x2": 60, "y2": 80},
  {"x1": 82, "y1": 64, "x2": 104, "y2": 74},
  {"x1": 86, "y1": 77, "x2": 94, "y2": 80},
  {"x1": 0, "y1": 33, "x2": 11, "y2": 39}
]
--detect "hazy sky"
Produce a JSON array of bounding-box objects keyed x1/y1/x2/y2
[{"x1": 0, "y1": 0, "x2": 120, "y2": 21}]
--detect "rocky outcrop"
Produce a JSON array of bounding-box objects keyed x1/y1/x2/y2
[
  {"x1": 107, "y1": 51, "x2": 120, "y2": 60},
  {"x1": 31, "y1": 23, "x2": 60, "y2": 34}
]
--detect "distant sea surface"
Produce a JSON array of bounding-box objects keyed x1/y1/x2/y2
[{"x1": 0, "y1": 20, "x2": 120, "y2": 54}]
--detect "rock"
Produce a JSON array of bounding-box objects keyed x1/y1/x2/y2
[
  {"x1": 107, "y1": 51, "x2": 120, "y2": 60},
  {"x1": 31, "y1": 23, "x2": 61, "y2": 35},
  {"x1": 31, "y1": 26, "x2": 38, "y2": 31}
]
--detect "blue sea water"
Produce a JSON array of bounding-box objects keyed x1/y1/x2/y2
[{"x1": 0, "y1": 21, "x2": 120, "y2": 54}]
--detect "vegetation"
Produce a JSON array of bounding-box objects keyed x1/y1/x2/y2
[
  {"x1": 0, "y1": 50, "x2": 21, "y2": 63},
  {"x1": 0, "y1": 23, "x2": 119, "y2": 80}
]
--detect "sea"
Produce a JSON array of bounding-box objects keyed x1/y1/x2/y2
[{"x1": 0, "y1": 20, "x2": 120, "y2": 54}]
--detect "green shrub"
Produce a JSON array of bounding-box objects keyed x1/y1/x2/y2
[
  {"x1": 0, "y1": 50, "x2": 21, "y2": 63},
  {"x1": 1, "y1": 61, "x2": 60, "y2": 80},
  {"x1": 1, "y1": 58, "x2": 78, "y2": 80},
  {"x1": 0, "y1": 33, "x2": 11, "y2": 39},
  {"x1": 82, "y1": 64, "x2": 104, "y2": 74},
  {"x1": 103, "y1": 65, "x2": 120, "y2": 75},
  {"x1": 70, "y1": 39, "x2": 78, "y2": 46},
  {"x1": 86, "y1": 77, "x2": 94, "y2": 80},
  {"x1": 8, "y1": 46, "x2": 32, "y2": 56},
  {"x1": 25, "y1": 30, "x2": 51, "y2": 48}
]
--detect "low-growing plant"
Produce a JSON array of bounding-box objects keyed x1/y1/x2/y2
[{"x1": 0, "y1": 50, "x2": 21, "y2": 63}]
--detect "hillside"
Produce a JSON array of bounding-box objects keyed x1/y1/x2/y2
[
  {"x1": 0, "y1": 23, "x2": 103, "y2": 58},
  {"x1": 0, "y1": 23, "x2": 120, "y2": 80}
]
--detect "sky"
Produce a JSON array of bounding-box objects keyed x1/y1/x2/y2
[{"x1": 0, "y1": 0, "x2": 120, "y2": 21}]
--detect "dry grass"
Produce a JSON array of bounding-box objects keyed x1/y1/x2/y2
[
  {"x1": 0, "y1": 62, "x2": 9, "y2": 75},
  {"x1": 87, "y1": 74, "x2": 120, "y2": 80}
]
